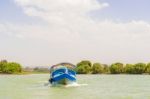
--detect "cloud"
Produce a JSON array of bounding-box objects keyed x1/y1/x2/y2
[
  {"x1": 14, "y1": 0, "x2": 109, "y2": 22},
  {"x1": 1, "y1": 0, "x2": 150, "y2": 65},
  {"x1": 8, "y1": 0, "x2": 108, "y2": 41},
  {"x1": 9, "y1": 0, "x2": 149, "y2": 42},
  {"x1": 2, "y1": 0, "x2": 150, "y2": 46}
]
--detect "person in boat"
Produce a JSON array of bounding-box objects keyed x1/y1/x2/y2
[{"x1": 49, "y1": 78, "x2": 53, "y2": 83}]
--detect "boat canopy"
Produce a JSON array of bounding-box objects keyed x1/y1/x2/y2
[{"x1": 50, "y1": 62, "x2": 76, "y2": 72}]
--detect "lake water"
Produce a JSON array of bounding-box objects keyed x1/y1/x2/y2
[{"x1": 0, "y1": 74, "x2": 150, "y2": 99}]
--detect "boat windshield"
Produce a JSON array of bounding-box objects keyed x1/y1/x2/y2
[{"x1": 50, "y1": 63, "x2": 76, "y2": 72}]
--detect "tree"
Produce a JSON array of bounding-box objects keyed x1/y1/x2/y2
[
  {"x1": 145, "y1": 63, "x2": 150, "y2": 74},
  {"x1": 0, "y1": 61, "x2": 7, "y2": 73},
  {"x1": 75, "y1": 65, "x2": 91, "y2": 74},
  {"x1": 0, "y1": 60, "x2": 22, "y2": 74},
  {"x1": 110, "y1": 63, "x2": 124, "y2": 74},
  {"x1": 76, "y1": 60, "x2": 92, "y2": 74},
  {"x1": 92, "y1": 63, "x2": 103, "y2": 74},
  {"x1": 77, "y1": 60, "x2": 92, "y2": 67},
  {"x1": 3, "y1": 62, "x2": 22, "y2": 74},
  {"x1": 132, "y1": 63, "x2": 146, "y2": 74},
  {"x1": 124, "y1": 64, "x2": 134, "y2": 74},
  {"x1": 103, "y1": 64, "x2": 110, "y2": 74}
]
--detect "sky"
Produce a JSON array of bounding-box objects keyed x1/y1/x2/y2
[{"x1": 0, "y1": 0, "x2": 150, "y2": 66}]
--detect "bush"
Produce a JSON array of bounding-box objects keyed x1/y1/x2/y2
[
  {"x1": 110, "y1": 63, "x2": 124, "y2": 74},
  {"x1": 0, "y1": 60, "x2": 22, "y2": 74},
  {"x1": 132, "y1": 63, "x2": 146, "y2": 74},
  {"x1": 76, "y1": 60, "x2": 92, "y2": 74},
  {"x1": 75, "y1": 65, "x2": 91, "y2": 74},
  {"x1": 77, "y1": 60, "x2": 92, "y2": 67},
  {"x1": 0, "y1": 61, "x2": 7, "y2": 73},
  {"x1": 103, "y1": 64, "x2": 110, "y2": 74},
  {"x1": 124, "y1": 64, "x2": 134, "y2": 74},
  {"x1": 92, "y1": 63, "x2": 103, "y2": 74},
  {"x1": 145, "y1": 63, "x2": 150, "y2": 74}
]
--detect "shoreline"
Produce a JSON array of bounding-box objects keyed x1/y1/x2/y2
[{"x1": 0, "y1": 73, "x2": 149, "y2": 75}]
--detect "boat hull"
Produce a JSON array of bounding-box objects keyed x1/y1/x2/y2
[
  {"x1": 50, "y1": 73, "x2": 76, "y2": 85},
  {"x1": 49, "y1": 63, "x2": 77, "y2": 86}
]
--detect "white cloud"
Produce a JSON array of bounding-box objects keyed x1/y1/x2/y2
[
  {"x1": 11, "y1": 0, "x2": 110, "y2": 42},
  {"x1": 1, "y1": 0, "x2": 150, "y2": 65},
  {"x1": 7, "y1": 0, "x2": 146, "y2": 42},
  {"x1": 14, "y1": 0, "x2": 108, "y2": 22},
  {"x1": 13, "y1": 0, "x2": 150, "y2": 42}
]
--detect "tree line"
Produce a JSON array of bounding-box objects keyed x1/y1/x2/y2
[
  {"x1": 1, "y1": 59, "x2": 150, "y2": 75},
  {"x1": 75, "y1": 60, "x2": 150, "y2": 74},
  {"x1": 0, "y1": 60, "x2": 22, "y2": 74}
]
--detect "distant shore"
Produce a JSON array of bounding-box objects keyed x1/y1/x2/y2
[
  {"x1": 1, "y1": 72, "x2": 150, "y2": 75},
  {"x1": 0, "y1": 71, "x2": 49, "y2": 75}
]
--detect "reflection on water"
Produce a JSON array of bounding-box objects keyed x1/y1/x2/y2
[{"x1": 0, "y1": 74, "x2": 150, "y2": 99}]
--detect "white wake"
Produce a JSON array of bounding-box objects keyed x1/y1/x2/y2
[
  {"x1": 44, "y1": 82, "x2": 88, "y2": 87},
  {"x1": 64, "y1": 82, "x2": 88, "y2": 88}
]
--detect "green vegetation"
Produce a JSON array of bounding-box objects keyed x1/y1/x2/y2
[
  {"x1": 124, "y1": 64, "x2": 134, "y2": 74},
  {"x1": 1, "y1": 59, "x2": 150, "y2": 75},
  {"x1": 75, "y1": 61, "x2": 92, "y2": 74},
  {"x1": 32, "y1": 67, "x2": 49, "y2": 73},
  {"x1": 0, "y1": 60, "x2": 22, "y2": 74},
  {"x1": 0, "y1": 60, "x2": 49, "y2": 74},
  {"x1": 132, "y1": 63, "x2": 146, "y2": 74},
  {"x1": 110, "y1": 63, "x2": 124, "y2": 74},
  {"x1": 103, "y1": 64, "x2": 110, "y2": 74},
  {"x1": 75, "y1": 60, "x2": 150, "y2": 74},
  {"x1": 92, "y1": 63, "x2": 103, "y2": 74},
  {"x1": 145, "y1": 63, "x2": 150, "y2": 74},
  {"x1": 22, "y1": 67, "x2": 49, "y2": 74}
]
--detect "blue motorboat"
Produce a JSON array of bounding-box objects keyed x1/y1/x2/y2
[{"x1": 49, "y1": 63, "x2": 76, "y2": 85}]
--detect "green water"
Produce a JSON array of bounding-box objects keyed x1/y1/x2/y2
[{"x1": 0, "y1": 74, "x2": 150, "y2": 99}]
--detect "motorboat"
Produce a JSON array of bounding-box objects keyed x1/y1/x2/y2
[{"x1": 49, "y1": 63, "x2": 76, "y2": 86}]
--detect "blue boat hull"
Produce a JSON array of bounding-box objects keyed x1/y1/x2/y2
[
  {"x1": 49, "y1": 63, "x2": 77, "y2": 85},
  {"x1": 50, "y1": 73, "x2": 76, "y2": 85},
  {"x1": 49, "y1": 68, "x2": 76, "y2": 85}
]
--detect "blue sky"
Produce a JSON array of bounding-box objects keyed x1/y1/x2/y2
[
  {"x1": 0, "y1": 0, "x2": 41, "y2": 24},
  {"x1": 0, "y1": 0, "x2": 27, "y2": 23},
  {"x1": 1, "y1": 0, "x2": 150, "y2": 23},
  {"x1": 0, "y1": 0, "x2": 150, "y2": 66},
  {"x1": 98, "y1": 0, "x2": 150, "y2": 22}
]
